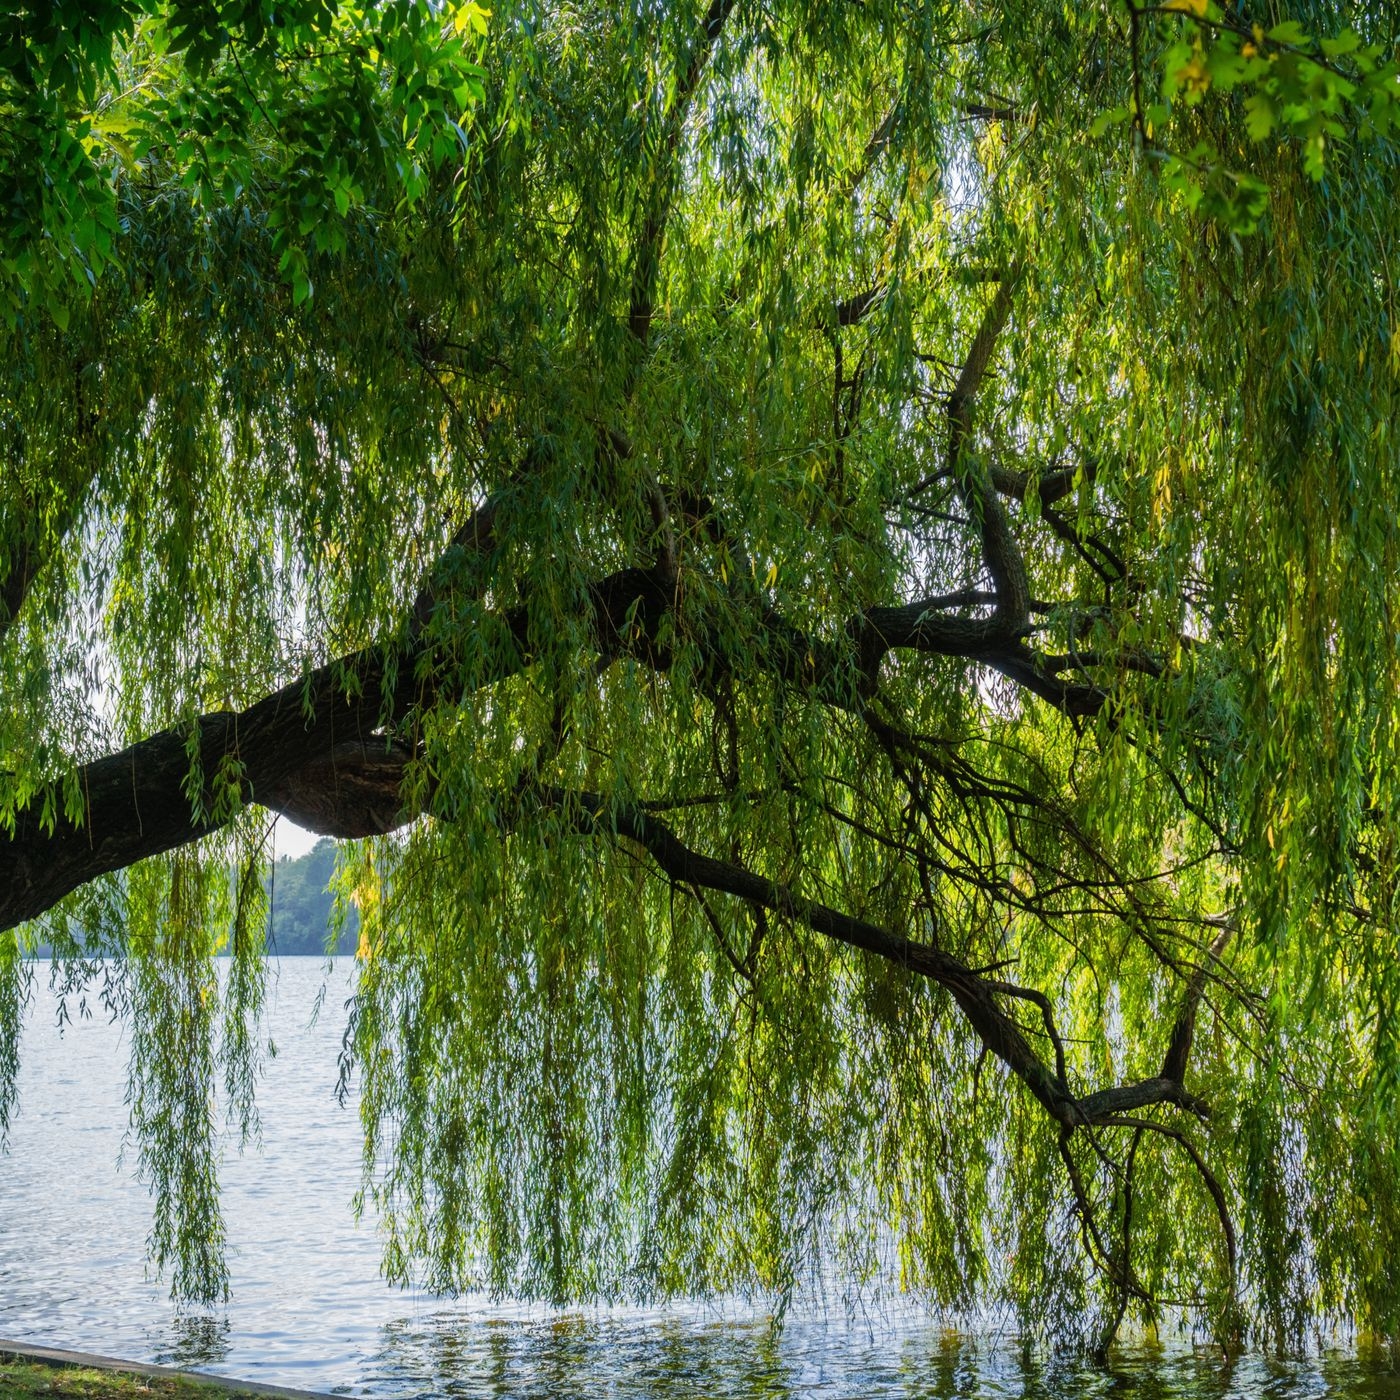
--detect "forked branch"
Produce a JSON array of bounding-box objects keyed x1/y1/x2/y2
[{"x1": 546, "y1": 786, "x2": 1217, "y2": 1134}]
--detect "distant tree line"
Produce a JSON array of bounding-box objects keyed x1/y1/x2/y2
[
  {"x1": 26, "y1": 838, "x2": 355, "y2": 958},
  {"x1": 263, "y1": 839, "x2": 358, "y2": 958}
]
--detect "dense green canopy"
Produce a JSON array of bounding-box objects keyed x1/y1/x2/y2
[{"x1": 3, "y1": 0, "x2": 1400, "y2": 1355}]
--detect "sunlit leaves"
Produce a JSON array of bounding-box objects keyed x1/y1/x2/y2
[
  {"x1": 1107, "y1": 2, "x2": 1400, "y2": 231},
  {"x1": 0, "y1": 0, "x2": 490, "y2": 322}
]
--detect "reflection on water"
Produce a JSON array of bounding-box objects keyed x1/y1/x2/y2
[
  {"x1": 154, "y1": 1315, "x2": 233, "y2": 1369},
  {"x1": 0, "y1": 960, "x2": 1397, "y2": 1398},
  {"x1": 353, "y1": 1320, "x2": 1400, "y2": 1400}
]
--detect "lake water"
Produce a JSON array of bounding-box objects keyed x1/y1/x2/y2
[{"x1": 0, "y1": 958, "x2": 1396, "y2": 1399}]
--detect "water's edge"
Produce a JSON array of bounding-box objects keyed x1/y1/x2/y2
[{"x1": 0, "y1": 1339, "x2": 341, "y2": 1399}]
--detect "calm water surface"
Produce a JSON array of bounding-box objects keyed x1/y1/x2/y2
[{"x1": 0, "y1": 959, "x2": 1396, "y2": 1399}]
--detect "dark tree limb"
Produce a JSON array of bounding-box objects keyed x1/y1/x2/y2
[
  {"x1": 960, "y1": 100, "x2": 1021, "y2": 123},
  {"x1": 947, "y1": 273, "x2": 1032, "y2": 635},
  {"x1": 545, "y1": 787, "x2": 1216, "y2": 1133},
  {"x1": 837, "y1": 103, "x2": 897, "y2": 202},
  {"x1": 0, "y1": 537, "x2": 1113, "y2": 935},
  {"x1": 1, "y1": 496, "x2": 505, "y2": 930},
  {"x1": 826, "y1": 285, "x2": 885, "y2": 329},
  {"x1": 1075, "y1": 1075, "x2": 1210, "y2": 1122},
  {"x1": 557, "y1": 786, "x2": 1077, "y2": 1120},
  {"x1": 821, "y1": 264, "x2": 1006, "y2": 336},
  {"x1": 988, "y1": 461, "x2": 1084, "y2": 509},
  {"x1": 260, "y1": 737, "x2": 419, "y2": 839},
  {"x1": 0, "y1": 651, "x2": 401, "y2": 931},
  {"x1": 1058, "y1": 1130, "x2": 1151, "y2": 1306},
  {"x1": 1161, "y1": 917, "x2": 1235, "y2": 1084},
  {"x1": 1098, "y1": 1112, "x2": 1238, "y2": 1290}
]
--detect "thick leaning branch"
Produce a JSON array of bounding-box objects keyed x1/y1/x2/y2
[
  {"x1": 0, "y1": 322, "x2": 1115, "y2": 938},
  {"x1": 0, "y1": 653, "x2": 400, "y2": 931},
  {"x1": 0, "y1": 536, "x2": 1108, "y2": 934},
  {"x1": 0, "y1": 498, "x2": 504, "y2": 933}
]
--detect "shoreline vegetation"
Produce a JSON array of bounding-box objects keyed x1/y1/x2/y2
[
  {"x1": 0, "y1": 1356, "x2": 299, "y2": 1399},
  {"x1": 255, "y1": 840, "x2": 357, "y2": 958},
  {"x1": 25, "y1": 840, "x2": 356, "y2": 960}
]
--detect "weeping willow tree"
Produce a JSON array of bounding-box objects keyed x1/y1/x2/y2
[{"x1": 3, "y1": 0, "x2": 1400, "y2": 1355}]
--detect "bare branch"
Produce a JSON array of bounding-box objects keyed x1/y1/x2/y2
[
  {"x1": 947, "y1": 273, "x2": 1031, "y2": 633},
  {"x1": 554, "y1": 786, "x2": 1080, "y2": 1122},
  {"x1": 1161, "y1": 918, "x2": 1235, "y2": 1084},
  {"x1": 1075, "y1": 1075, "x2": 1211, "y2": 1122}
]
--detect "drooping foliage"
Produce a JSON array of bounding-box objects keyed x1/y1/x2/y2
[
  {"x1": 2, "y1": 0, "x2": 1400, "y2": 1355},
  {"x1": 0, "y1": 0, "x2": 488, "y2": 316}
]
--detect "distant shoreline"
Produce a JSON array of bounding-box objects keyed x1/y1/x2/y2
[{"x1": 20, "y1": 840, "x2": 358, "y2": 961}]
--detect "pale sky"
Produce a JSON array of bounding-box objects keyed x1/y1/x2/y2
[{"x1": 271, "y1": 815, "x2": 324, "y2": 861}]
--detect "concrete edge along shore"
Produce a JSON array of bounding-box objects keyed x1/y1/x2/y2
[{"x1": 0, "y1": 1339, "x2": 345, "y2": 1400}]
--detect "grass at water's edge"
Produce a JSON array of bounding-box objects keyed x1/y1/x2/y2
[{"x1": 0, "y1": 1359, "x2": 269, "y2": 1399}]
